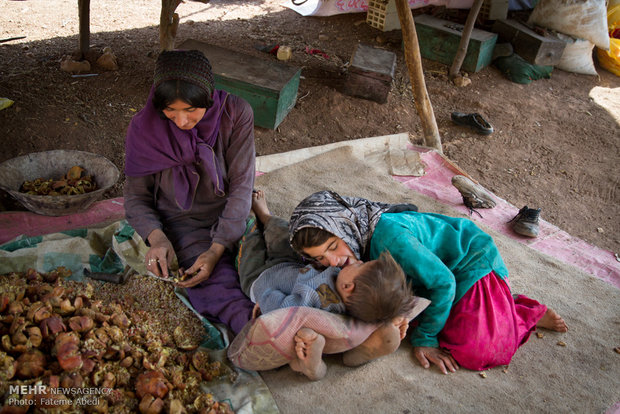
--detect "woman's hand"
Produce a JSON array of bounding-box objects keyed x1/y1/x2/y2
[
  {"x1": 145, "y1": 229, "x2": 176, "y2": 278},
  {"x1": 413, "y1": 346, "x2": 459, "y2": 375},
  {"x1": 176, "y1": 243, "x2": 225, "y2": 288}
]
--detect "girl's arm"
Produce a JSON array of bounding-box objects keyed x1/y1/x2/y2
[{"x1": 370, "y1": 222, "x2": 456, "y2": 349}]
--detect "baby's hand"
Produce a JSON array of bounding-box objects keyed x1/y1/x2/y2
[{"x1": 252, "y1": 303, "x2": 262, "y2": 319}]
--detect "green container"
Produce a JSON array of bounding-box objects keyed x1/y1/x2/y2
[
  {"x1": 413, "y1": 14, "x2": 497, "y2": 73},
  {"x1": 178, "y1": 39, "x2": 301, "y2": 129}
]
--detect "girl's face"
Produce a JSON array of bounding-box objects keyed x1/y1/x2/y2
[
  {"x1": 162, "y1": 99, "x2": 206, "y2": 130},
  {"x1": 302, "y1": 236, "x2": 360, "y2": 268}
]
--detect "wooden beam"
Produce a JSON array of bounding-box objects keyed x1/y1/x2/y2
[
  {"x1": 78, "y1": 0, "x2": 91, "y2": 59},
  {"x1": 394, "y1": 0, "x2": 442, "y2": 153},
  {"x1": 449, "y1": 0, "x2": 484, "y2": 80}
]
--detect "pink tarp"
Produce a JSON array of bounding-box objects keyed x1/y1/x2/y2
[
  {"x1": 394, "y1": 146, "x2": 620, "y2": 288},
  {"x1": 1, "y1": 146, "x2": 618, "y2": 288}
]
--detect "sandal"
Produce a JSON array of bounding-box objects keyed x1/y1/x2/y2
[{"x1": 451, "y1": 112, "x2": 494, "y2": 135}]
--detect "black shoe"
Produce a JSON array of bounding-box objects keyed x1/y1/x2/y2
[
  {"x1": 508, "y1": 206, "x2": 541, "y2": 238},
  {"x1": 451, "y1": 112, "x2": 494, "y2": 135}
]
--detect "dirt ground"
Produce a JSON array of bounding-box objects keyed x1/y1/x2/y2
[{"x1": 1, "y1": 0, "x2": 618, "y2": 257}]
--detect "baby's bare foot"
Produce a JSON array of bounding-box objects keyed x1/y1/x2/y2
[
  {"x1": 251, "y1": 190, "x2": 271, "y2": 224},
  {"x1": 537, "y1": 308, "x2": 568, "y2": 332},
  {"x1": 289, "y1": 328, "x2": 327, "y2": 381}
]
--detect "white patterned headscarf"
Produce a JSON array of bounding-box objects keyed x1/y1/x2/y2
[{"x1": 289, "y1": 190, "x2": 405, "y2": 260}]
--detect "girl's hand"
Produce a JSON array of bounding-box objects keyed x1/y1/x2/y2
[
  {"x1": 413, "y1": 346, "x2": 459, "y2": 375},
  {"x1": 176, "y1": 243, "x2": 225, "y2": 288},
  {"x1": 145, "y1": 229, "x2": 176, "y2": 278}
]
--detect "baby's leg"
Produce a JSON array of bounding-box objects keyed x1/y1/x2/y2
[
  {"x1": 252, "y1": 190, "x2": 271, "y2": 225},
  {"x1": 343, "y1": 320, "x2": 401, "y2": 367},
  {"x1": 536, "y1": 307, "x2": 568, "y2": 332},
  {"x1": 289, "y1": 328, "x2": 327, "y2": 381},
  {"x1": 256, "y1": 191, "x2": 302, "y2": 265}
]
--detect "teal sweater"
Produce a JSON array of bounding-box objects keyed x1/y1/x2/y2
[{"x1": 370, "y1": 212, "x2": 509, "y2": 348}]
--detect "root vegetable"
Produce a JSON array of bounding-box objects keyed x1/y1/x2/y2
[
  {"x1": 16, "y1": 349, "x2": 46, "y2": 379},
  {"x1": 68, "y1": 315, "x2": 95, "y2": 333},
  {"x1": 40, "y1": 315, "x2": 67, "y2": 339},
  {"x1": 139, "y1": 394, "x2": 165, "y2": 414},
  {"x1": 135, "y1": 371, "x2": 170, "y2": 399},
  {"x1": 0, "y1": 351, "x2": 16, "y2": 381},
  {"x1": 54, "y1": 332, "x2": 83, "y2": 372}
]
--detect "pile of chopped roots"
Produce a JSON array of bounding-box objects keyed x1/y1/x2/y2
[{"x1": 0, "y1": 268, "x2": 235, "y2": 413}]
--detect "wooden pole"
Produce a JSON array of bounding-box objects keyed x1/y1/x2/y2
[
  {"x1": 449, "y1": 0, "x2": 484, "y2": 80},
  {"x1": 394, "y1": 0, "x2": 442, "y2": 153},
  {"x1": 160, "y1": 0, "x2": 183, "y2": 51},
  {"x1": 78, "y1": 0, "x2": 90, "y2": 59}
]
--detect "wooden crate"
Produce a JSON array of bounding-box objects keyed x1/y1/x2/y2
[
  {"x1": 178, "y1": 39, "x2": 301, "y2": 130},
  {"x1": 343, "y1": 43, "x2": 397, "y2": 104},
  {"x1": 492, "y1": 19, "x2": 566, "y2": 66},
  {"x1": 414, "y1": 14, "x2": 497, "y2": 73}
]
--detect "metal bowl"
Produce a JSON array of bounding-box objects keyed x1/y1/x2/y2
[{"x1": 0, "y1": 150, "x2": 120, "y2": 216}]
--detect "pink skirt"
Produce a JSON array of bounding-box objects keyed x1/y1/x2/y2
[{"x1": 438, "y1": 271, "x2": 547, "y2": 371}]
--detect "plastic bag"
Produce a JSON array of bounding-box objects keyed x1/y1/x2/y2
[
  {"x1": 528, "y1": 0, "x2": 609, "y2": 51},
  {"x1": 597, "y1": 3, "x2": 620, "y2": 76},
  {"x1": 556, "y1": 33, "x2": 598, "y2": 75},
  {"x1": 493, "y1": 53, "x2": 553, "y2": 84}
]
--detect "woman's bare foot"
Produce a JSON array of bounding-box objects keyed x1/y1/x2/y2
[
  {"x1": 537, "y1": 308, "x2": 568, "y2": 332},
  {"x1": 289, "y1": 328, "x2": 327, "y2": 381},
  {"x1": 251, "y1": 190, "x2": 271, "y2": 225},
  {"x1": 343, "y1": 322, "x2": 401, "y2": 366}
]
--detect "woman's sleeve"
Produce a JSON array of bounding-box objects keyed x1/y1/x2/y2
[
  {"x1": 371, "y1": 223, "x2": 456, "y2": 348},
  {"x1": 123, "y1": 175, "x2": 163, "y2": 243},
  {"x1": 210, "y1": 98, "x2": 255, "y2": 250}
]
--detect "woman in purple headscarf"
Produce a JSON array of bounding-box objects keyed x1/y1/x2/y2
[{"x1": 123, "y1": 50, "x2": 255, "y2": 334}]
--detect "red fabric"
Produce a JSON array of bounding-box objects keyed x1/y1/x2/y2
[{"x1": 438, "y1": 271, "x2": 547, "y2": 370}]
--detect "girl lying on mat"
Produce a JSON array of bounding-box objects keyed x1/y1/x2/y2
[
  {"x1": 289, "y1": 190, "x2": 568, "y2": 374},
  {"x1": 236, "y1": 190, "x2": 419, "y2": 380}
]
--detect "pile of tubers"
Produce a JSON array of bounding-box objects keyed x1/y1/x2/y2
[
  {"x1": 20, "y1": 166, "x2": 97, "y2": 196},
  {"x1": 0, "y1": 268, "x2": 234, "y2": 414}
]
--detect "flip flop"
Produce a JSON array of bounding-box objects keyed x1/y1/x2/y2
[{"x1": 451, "y1": 112, "x2": 494, "y2": 135}]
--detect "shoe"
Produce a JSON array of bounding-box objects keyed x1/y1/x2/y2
[
  {"x1": 451, "y1": 112, "x2": 494, "y2": 135},
  {"x1": 508, "y1": 206, "x2": 541, "y2": 238},
  {"x1": 451, "y1": 175, "x2": 496, "y2": 210}
]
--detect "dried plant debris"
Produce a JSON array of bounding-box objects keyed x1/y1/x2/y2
[
  {"x1": 0, "y1": 268, "x2": 234, "y2": 413},
  {"x1": 20, "y1": 165, "x2": 98, "y2": 196}
]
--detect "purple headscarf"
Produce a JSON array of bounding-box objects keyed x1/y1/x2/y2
[{"x1": 124, "y1": 86, "x2": 229, "y2": 210}]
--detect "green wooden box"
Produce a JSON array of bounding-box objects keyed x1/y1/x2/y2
[
  {"x1": 178, "y1": 39, "x2": 301, "y2": 129},
  {"x1": 413, "y1": 14, "x2": 497, "y2": 73}
]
